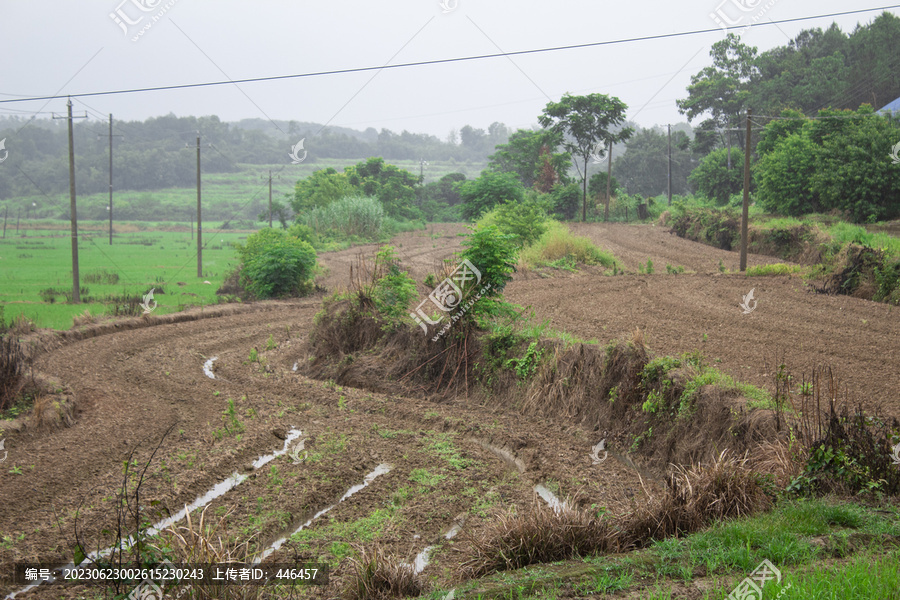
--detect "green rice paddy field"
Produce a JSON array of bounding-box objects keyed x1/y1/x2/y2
[{"x1": 0, "y1": 224, "x2": 247, "y2": 330}]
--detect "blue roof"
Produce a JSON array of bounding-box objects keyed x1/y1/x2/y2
[{"x1": 878, "y1": 96, "x2": 900, "y2": 114}]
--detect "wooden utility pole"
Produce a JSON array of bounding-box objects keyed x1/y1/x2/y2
[
  {"x1": 604, "y1": 140, "x2": 613, "y2": 222},
  {"x1": 103, "y1": 114, "x2": 123, "y2": 245},
  {"x1": 54, "y1": 98, "x2": 87, "y2": 303},
  {"x1": 195, "y1": 134, "x2": 202, "y2": 277},
  {"x1": 740, "y1": 109, "x2": 752, "y2": 272},
  {"x1": 667, "y1": 124, "x2": 673, "y2": 205}
]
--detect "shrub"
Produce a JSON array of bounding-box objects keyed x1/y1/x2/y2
[
  {"x1": 477, "y1": 199, "x2": 549, "y2": 247},
  {"x1": 459, "y1": 225, "x2": 518, "y2": 303},
  {"x1": 235, "y1": 228, "x2": 317, "y2": 298},
  {"x1": 459, "y1": 498, "x2": 611, "y2": 579},
  {"x1": 549, "y1": 182, "x2": 581, "y2": 220},
  {"x1": 369, "y1": 246, "x2": 417, "y2": 321},
  {"x1": 745, "y1": 263, "x2": 802, "y2": 276},
  {"x1": 458, "y1": 171, "x2": 526, "y2": 221}
]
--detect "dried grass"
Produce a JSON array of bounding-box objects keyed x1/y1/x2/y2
[
  {"x1": 458, "y1": 497, "x2": 612, "y2": 580},
  {"x1": 30, "y1": 393, "x2": 76, "y2": 430},
  {"x1": 0, "y1": 335, "x2": 26, "y2": 411},
  {"x1": 72, "y1": 309, "x2": 96, "y2": 328},
  {"x1": 345, "y1": 544, "x2": 422, "y2": 600},
  {"x1": 457, "y1": 451, "x2": 773, "y2": 579},
  {"x1": 162, "y1": 505, "x2": 261, "y2": 600}
]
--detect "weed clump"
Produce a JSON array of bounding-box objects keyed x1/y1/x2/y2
[
  {"x1": 345, "y1": 545, "x2": 422, "y2": 600},
  {"x1": 0, "y1": 335, "x2": 26, "y2": 411},
  {"x1": 459, "y1": 451, "x2": 773, "y2": 579}
]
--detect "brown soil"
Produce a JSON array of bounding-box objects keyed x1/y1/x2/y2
[{"x1": 1, "y1": 222, "x2": 898, "y2": 599}]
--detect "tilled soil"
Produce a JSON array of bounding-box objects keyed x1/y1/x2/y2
[{"x1": 1, "y1": 222, "x2": 897, "y2": 599}]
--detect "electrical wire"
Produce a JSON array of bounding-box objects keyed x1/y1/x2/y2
[{"x1": 1, "y1": 5, "x2": 897, "y2": 106}]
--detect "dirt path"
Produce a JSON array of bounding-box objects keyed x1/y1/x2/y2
[{"x1": 567, "y1": 222, "x2": 781, "y2": 273}]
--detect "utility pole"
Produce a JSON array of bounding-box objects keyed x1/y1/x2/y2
[
  {"x1": 268, "y1": 169, "x2": 273, "y2": 228},
  {"x1": 54, "y1": 98, "x2": 87, "y2": 303},
  {"x1": 100, "y1": 114, "x2": 123, "y2": 245},
  {"x1": 740, "y1": 109, "x2": 752, "y2": 272},
  {"x1": 194, "y1": 134, "x2": 202, "y2": 277},
  {"x1": 667, "y1": 124, "x2": 673, "y2": 205},
  {"x1": 604, "y1": 140, "x2": 613, "y2": 222}
]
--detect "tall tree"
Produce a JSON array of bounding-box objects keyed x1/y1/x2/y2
[
  {"x1": 538, "y1": 93, "x2": 633, "y2": 221},
  {"x1": 487, "y1": 128, "x2": 569, "y2": 189},
  {"x1": 677, "y1": 34, "x2": 758, "y2": 149}
]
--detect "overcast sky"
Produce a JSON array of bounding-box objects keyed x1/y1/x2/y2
[{"x1": 1, "y1": 1, "x2": 897, "y2": 140}]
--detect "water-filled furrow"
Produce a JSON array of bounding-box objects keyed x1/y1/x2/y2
[
  {"x1": 5, "y1": 429, "x2": 303, "y2": 599},
  {"x1": 253, "y1": 463, "x2": 393, "y2": 564}
]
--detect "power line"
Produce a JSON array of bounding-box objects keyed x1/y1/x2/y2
[{"x1": 1, "y1": 5, "x2": 897, "y2": 106}]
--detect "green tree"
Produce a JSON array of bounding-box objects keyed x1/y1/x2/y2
[
  {"x1": 588, "y1": 172, "x2": 619, "y2": 203},
  {"x1": 754, "y1": 107, "x2": 900, "y2": 222},
  {"x1": 291, "y1": 168, "x2": 353, "y2": 214},
  {"x1": 538, "y1": 93, "x2": 633, "y2": 221},
  {"x1": 480, "y1": 199, "x2": 549, "y2": 247},
  {"x1": 257, "y1": 197, "x2": 292, "y2": 228},
  {"x1": 457, "y1": 171, "x2": 525, "y2": 221},
  {"x1": 235, "y1": 228, "x2": 317, "y2": 298},
  {"x1": 688, "y1": 147, "x2": 749, "y2": 205},
  {"x1": 419, "y1": 172, "x2": 466, "y2": 221},
  {"x1": 345, "y1": 157, "x2": 422, "y2": 220},
  {"x1": 677, "y1": 34, "x2": 758, "y2": 147},
  {"x1": 488, "y1": 129, "x2": 569, "y2": 189}
]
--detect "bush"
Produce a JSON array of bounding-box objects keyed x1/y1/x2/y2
[
  {"x1": 369, "y1": 246, "x2": 417, "y2": 321},
  {"x1": 304, "y1": 195, "x2": 384, "y2": 240},
  {"x1": 458, "y1": 225, "x2": 518, "y2": 322},
  {"x1": 477, "y1": 199, "x2": 549, "y2": 247},
  {"x1": 234, "y1": 228, "x2": 317, "y2": 298},
  {"x1": 345, "y1": 545, "x2": 422, "y2": 600},
  {"x1": 688, "y1": 147, "x2": 749, "y2": 205},
  {"x1": 458, "y1": 171, "x2": 526, "y2": 221},
  {"x1": 549, "y1": 182, "x2": 581, "y2": 220},
  {"x1": 745, "y1": 263, "x2": 802, "y2": 277}
]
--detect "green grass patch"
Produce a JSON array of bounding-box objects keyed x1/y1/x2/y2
[
  {"x1": 408, "y1": 468, "x2": 446, "y2": 487},
  {"x1": 451, "y1": 498, "x2": 900, "y2": 599},
  {"x1": 425, "y1": 432, "x2": 473, "y2": 470},
  {"x1": 0, "y1": 227, "x2": 244, "y2": 329},
  {"x1": 745, "y1": 263, "x2": 804, "y2": 276},
  {"x1": 520, "y1": 222, "x2": 618, "y2": 269}
]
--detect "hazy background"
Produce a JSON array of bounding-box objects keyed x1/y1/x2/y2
[{"x1": 2, "y1": 1, "x2": 896, "y2": 137}]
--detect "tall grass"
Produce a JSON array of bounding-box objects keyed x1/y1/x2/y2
[
  {"x1": 520, "y1": 222, "x2": 618, "y2": 268},
  {"x1": 828, "y1": 222, "x2": 900, "y2": 256},
  {"x1": 304, "y1": 195, "x2": 384, "y2": 240}
]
